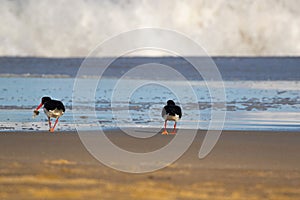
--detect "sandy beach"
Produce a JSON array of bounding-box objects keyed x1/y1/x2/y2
[{"x1": 1, "y1": 129, "x2": 299, "y2": 200}]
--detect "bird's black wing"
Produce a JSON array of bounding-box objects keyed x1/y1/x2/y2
[
  {"x1": 44, "y1": 100, "x2": 65, "y2": 112},
  {"x1": 163, "y1": 105, "x2": 177, "y2": 116},
  {"x1": 175, "y1": 105, "x2": 182, "y2": 118}
]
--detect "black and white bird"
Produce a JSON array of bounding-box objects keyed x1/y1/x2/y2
[
  {"x1": 161, "y1": 100, "x2": 182, "y2": 135},
  {"x1": 33, "y1": 96, "x2": 65, "y2": 132}
]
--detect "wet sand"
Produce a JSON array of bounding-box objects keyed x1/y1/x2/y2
[{"x1": 0, "y1": 129, "x2": 300, "y2": 200}]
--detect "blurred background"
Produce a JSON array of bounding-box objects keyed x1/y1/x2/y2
[{"x1": 0, "y1": 0, "x2": 299, "y2": 57}]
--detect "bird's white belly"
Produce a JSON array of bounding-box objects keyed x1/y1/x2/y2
[
  {"x1": 164, "y1": 114, "x2": 179, "y2": 121},
  {"x1": 44, "y1": 108, "x2": 64, "y2": 118}
]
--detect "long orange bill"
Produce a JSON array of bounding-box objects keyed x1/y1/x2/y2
[{"x1": 35, "y1": 103, "x2": 43, "y2": 110}]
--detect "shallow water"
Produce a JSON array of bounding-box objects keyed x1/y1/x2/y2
[{"x1": 0, "y1": 77, "x2": 299, "y2": 132}]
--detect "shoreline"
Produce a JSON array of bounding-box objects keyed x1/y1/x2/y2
[{"x1": 1, "y1": 127, "x2": 300, "y2": 133}]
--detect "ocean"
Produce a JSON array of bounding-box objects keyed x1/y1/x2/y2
[{"x1": 0, "y1": 57, "x2": 299, "y2": 132}]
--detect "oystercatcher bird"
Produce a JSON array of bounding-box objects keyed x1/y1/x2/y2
[
  {"x1": 161, "y1": 100, "x2": 182, "y2": 135},
  {"x1": 33, "y1": 96, "x2": 65, "y2": 132}
]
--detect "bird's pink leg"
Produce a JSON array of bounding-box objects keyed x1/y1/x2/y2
[
  {"x1": 171, "y1": 122, "x2": 177, "y2": 134},
  {"x1": 162, "y1": 120, "x2": 168, "y2": 135},
  {"x1": 49, "y1": 118, "x2": 59, "y2": 132}
]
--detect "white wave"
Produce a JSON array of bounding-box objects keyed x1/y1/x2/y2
[{"x1": 0, "y1": 0, "x2": 299, "y2": 57}]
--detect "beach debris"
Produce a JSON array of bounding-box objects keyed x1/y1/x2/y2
[{"x1": 32, "y1": 110, "x2": 39, "y2": 118}]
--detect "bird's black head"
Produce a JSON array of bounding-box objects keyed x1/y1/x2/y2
[
  {"x1": 167, "y1": 100, "x2": 175, "y2": 106},
  {"x1": 41, "y1": 96, "x2": 52, "y2": 104}
]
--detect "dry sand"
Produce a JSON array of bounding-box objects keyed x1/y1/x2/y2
[{"x1": 0, "y1": 129, "x2": 300, "y2": 200}]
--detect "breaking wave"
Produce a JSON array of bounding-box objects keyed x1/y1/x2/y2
[{"x1": 0, "y1": 0, "x2": 299, "y2": 57}]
